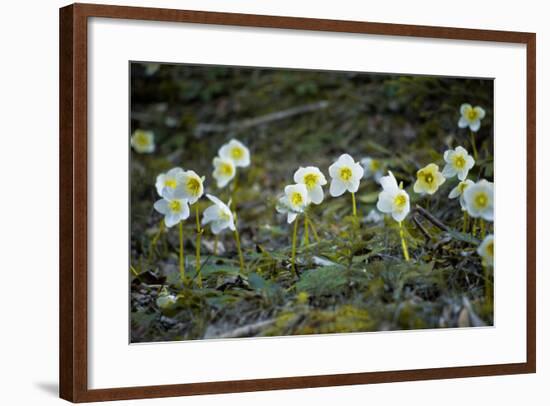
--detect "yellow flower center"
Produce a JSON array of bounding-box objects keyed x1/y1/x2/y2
[
  {"x1": 186, "y1": 177, "x2": 201, "y2": 196},
  {"x1": 486, "y1": 241, "x2": 494, "y2": 257},
  {"x1": 169, "y1": 200, "x2": 182, "y2": 212},
  {"x1": 467, "y1": 108, "x2": 478, "y2": 121},
  {"x1": 474, "y1": 192, "x2": 488, "y2": 209},
  {"x1": 339, "y1": 167, "x2": 353, "y2": 181},
  {"x1": 219, "y1": 209, "x2": 231, "y2": 221},
  {"x1": 231, "y1": 147, "x2": 244, "y2": 160},
  {"x1": 164, "y1": 179, "x2": 177, "y2": 189},
  {"x1": 394, "y1": 193, "x2": 407, "y2": 210},
  {"x1": 136, "y1": 134, "x2": 149, "y2": 146},
  {"x1": 423, "y1": 172, "x2": 434, "y2": 185},
  {"x1": 370, "y1": 160, "x2": 381, "y2": 171},
  {"x1": 220, "y1": 162, "x2": 234, "y2": 176},
  {"x1": 291, "y1": 192, "x2": 303, "y2": 206},
  {"x1": 303, "y1": 173, "x2": 319, "y2": 189},
  {"x1": 453, "y1": 155, "x2": 466, "y2": 169}
]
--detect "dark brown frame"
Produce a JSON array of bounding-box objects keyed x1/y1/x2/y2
[{"x1": 59, "y1": 3, "x2": 536, "y2": 402}]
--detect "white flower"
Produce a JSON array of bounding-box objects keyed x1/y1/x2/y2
[
  {"x1": 153, "y1": 197, "x2": 190, "y2": 228},
  {"x1": 212, "y1": 157, "x2": 236, "y2": 188},
  {"x1": 477, "y1": 234, "x2": 494, "y2": 266},
  {"x1": 376, "y1": 171, "x2": 410, "y2": 222},
  {"x1": 155, "y1": 167, "x2": 184, "y2": 199},
  {"x1": 448, "y1": 179, "x2": 475, "y2": 211},
  {"x1": 201, "y1": 194, "x2": 235, "y2": 235},
  {"x1": 360, "y1": 157, "x2": 384, "y2": 183},
  {"x1": 413, "y1": 163, "x2": 446, "y2": 195},
  {"x1": 328, "y1": 154, "x2": 364, "y2": 197},
  {"x1": 293, "y1": 166, "x2": 327, "y2": 204},
  {"x1": 276, "y1": 184, "x2": 310, "y2": 224},
  {"x1": 173, "y1": 170, "x2": 204, "y2": 204},
  {"x1": 458, "y1": 103, "x2": 486, "y2": 132},
  {"x1": 442, "y1": 146, "x2": 475, "y2": 181},
  {"x1": 156, "y1": 294, "x2": 176, "y2": 309},
  {"x1": 130, "y1": 129, "x2": 155, "y2": 153},
  {"x1": 365, "y1": 209, "x2": 384, "y2": 223},
  {"x1": 463, "y1": 179, "x2": 494, "y2": 221},
  {"x1": 219, "y1": 139, "x2": 250, "y2": 168}
]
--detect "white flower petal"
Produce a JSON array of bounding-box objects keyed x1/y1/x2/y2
[
  {"x1": 442, "y1": 164, "x2": 457, "y2": 178},
  {"x1": 164, "y1": 213, "x2": 180, "y2": 228},
  {"x1": 469, "y1": 120, "x2": 481, "y2": 132},
  {"x1": 376, "y1": 191, "x2": 393, "y2": 213},
  {"x1": 449, "y1": 186, "x2": 461, "y2": 199},
  {"x1": 351, "y1": 162, "x2": 364, "y2": 179},
  {"x1": 287, "y1": 212, "x2": 297, "y2": 224},
  {"x1": 474, "y1": 106, "x2": 486, "y2": 119},
  {"x1": 309, "y1": 185, "x2": 324, "y2": 204},
  {"x1": 460, "y1": 103, "x2": 472, "y2": 115},
  {"x1": 329, "y1": 179, "x2": 346, "y2": 197},
  {"x1": 153, "y1": 199, "x2": 169, "y2": 215},
  {"x1": 348, "y1": 178, "x2": 360, "y2": 193},
  {"x1": 379, "y1": 171, "x2": 399, "y2": 192},
  {"x1": 458, "y1": 117, "x2": 469, "y2": 128}
]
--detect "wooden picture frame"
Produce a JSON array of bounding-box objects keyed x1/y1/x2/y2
[{"x1": 59, "y1": 3, "x2": 536, "y2": 402}]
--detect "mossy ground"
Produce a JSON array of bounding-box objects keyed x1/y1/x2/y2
[{"x1": 130, "y1": 63, "x2": 493, "y2": 342}]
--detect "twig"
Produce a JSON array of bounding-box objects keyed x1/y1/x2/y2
[
  {"x1": 214, "y1": 319, "x2": 276, "y2": 339},
  {"x1": 414, "y1": 205, "x2": 449, "y2": 232},
  {"x1": 412, "y1": 215, "x2": 432, "y2": 241},
  {"x1": 194, "y1": 101, "x2": 329, "y2": 136}
]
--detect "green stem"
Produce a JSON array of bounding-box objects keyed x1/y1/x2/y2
[
  {"x1": 351, "y1": 192, "x2": 357, "y2": 217},
  {"x1": 462, "y1": 211, "x2": 469, "y2": 233},
  {"x1": 480, "y1": 219, "x2": 486, "y2": 239},
  {"x1": 234, "y1": 228, "x2": 245, "y2": 272},
  {"x1": 303, "y1": 215, "x2": 310, "y2": 247},
  {"x1": 195, "y1": 205, "x2": 203, "y2": 288},
  {"x1": 291, "y1": 215, "x2": 300, "y2": 276},
  {"x1": 472, "y1": 218, "x2": 477, "y2": 238},
  {"x1": 308, "y1": 216, "x2": 321, "y2": 242},
  {"x1": 469, "y1": 130, "x2": 479, "y2": 161},
  {"x1": 213, "y1": 234, "x2": 219, "y2": 256},
  {"x1": 398, "y1": 221, "x2": 410, "y2": 262},
  {"x1": 179, "y1": 221, "x2": 185, "y2": 283}
]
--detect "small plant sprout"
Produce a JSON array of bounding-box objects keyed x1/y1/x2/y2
[
  {"x1": 458, "y1": 103, "x2": 486, "y2": 160},
  {"x1": 156, "y1": 292, "x2": 177, "y2": 310},
  {"x1": 276, "y1": 184, "x2": 310, "y2": 275},
  {"x1": 413, "y1": 163, "x2": 446, "y2": 195},
  {"x1": 464, "y1": 179, "x2": 493, "y2": 238},
  {"x1": 442, "y1": 146, "x2": 475, "y2": 181},
  {"x1": 155, "y1": 167, "x2": 184, "y2": 199},
  {"x1": 153, "y1": 196, "x2": 190, "y2": 282},
  {"x1": 360, "y1": 157, "x2": 384, "y2": 183},
  {"x1": 376, "y1": 171, "x2": 411, "y2": 261},
  {"x1": 173, "y1": 170, "x2": 205, "y2": 287},
  {"x1": 130, "y1": 129, "x2": 155, "y2": 154},
  {"x1": 212, "y1": 157, "x2": 236, "y2": 188},
  {"x1": 477, "y1": 234, "x2": 494, "y2": 303},
  {"x1": 219, "y1": 139, "x2": 251, "y2": 168},
  {"x1": 448, "y1": 179, "x2": 475, "y2": 231},
  {"x1": 328, "y1": 154, "x2": 364, "y2": 217}
]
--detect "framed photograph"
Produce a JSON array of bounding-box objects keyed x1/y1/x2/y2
[{"x1": 59, "y1": 3, "x2": 536, "y2": 402}]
